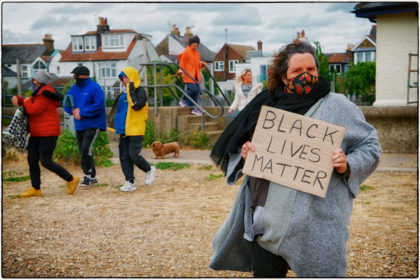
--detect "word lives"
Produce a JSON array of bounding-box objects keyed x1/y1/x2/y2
[{"x1": 243, "y1": 106, "x2": 345, "y2": 197}]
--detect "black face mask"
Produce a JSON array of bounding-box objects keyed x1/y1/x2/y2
[{"x1": 75, "y1": 77, "x2": 87, "y2": 86}]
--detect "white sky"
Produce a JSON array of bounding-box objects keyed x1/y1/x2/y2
[{"x1": 1, "y1": 1, "x2": 374, "y2": 54}]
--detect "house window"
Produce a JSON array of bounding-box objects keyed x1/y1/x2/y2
[
  {"x1": 260, "y1": 65, "x2": 267, "y2": 82},
  {"x1": 365, "y1": 52, "x2": 371, "y2": 62},
  {"x1": 356, "y1": 52, "x2": 364, "y2": 63},
  {"x1": 229, "y1": 60, "x2": 239, "y2": 73},
  {"x1": 214, "y1": 61, "x2": 224, "y2": 71},
  {"x1": 103, "y1": 34, "x2": 124, "y2": 48},
  {"x1": 56, "y1": 66, "x2": 60, "y2": 75},
  {"x1": 103, "y1": 86, "x2": 113, "y2": 99},
  {"x1": 329, "y1": 64, "x2": 342, "y2": 73},
  {"x1": 21, "y1": 65, "x2": 28, "y2": 78},
  {"x1": 33, "y1": 61, "x2": 47, "y2": 75},
  {"x1": 100, "y1": 62, "x2": 117, "y2": 78},
  {"x1": 84, "y1": 36, "x2": 96, "y2": 51},
  {"x1": 72, "y1": 36, "x2": 84, "y2": 52}
]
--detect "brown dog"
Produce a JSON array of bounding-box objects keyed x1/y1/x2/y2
[{"x1": 151, "y1": 141, "x2": 181, "y2": 159}]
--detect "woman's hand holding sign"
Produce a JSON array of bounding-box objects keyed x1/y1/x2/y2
[
  {"x1": 241, "y1": 141, "x2": 255, "y2": 160},
  {"x1": 332, "y1": 148, "x2": 347, "y2": 174}
]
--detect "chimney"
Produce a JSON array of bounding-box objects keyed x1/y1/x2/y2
[
  {"x1": 171, "y1": 24, "x2": 181, "y2": 36},
  {"x1": 97, "y1": 17, "x2": 110, "y2": 33},
  {"x1": 301, "y1": 29, "x2": 305, "y2": 39},
  {"x1": 42, "y1": 34, "x2": 54, "y2": 56},
  {"x1": 257, "y1": 40, "x2": 263, "y2": 51},
  {"x1": 184, "y1": 26, "x2": 193, "y2": 38}
]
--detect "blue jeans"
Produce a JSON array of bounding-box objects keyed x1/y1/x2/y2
[{"x1": 182, "y1": 83, "x2": 201, "y2": 107}]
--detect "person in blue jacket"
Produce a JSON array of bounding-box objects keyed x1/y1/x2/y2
[{"x1": 63, "y1": 66, "x2": 106, "y2": 187}]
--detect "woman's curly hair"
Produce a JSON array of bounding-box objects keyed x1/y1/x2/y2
[{"x1": 267, "y1": 41, "x2": 319, "y2": 92}]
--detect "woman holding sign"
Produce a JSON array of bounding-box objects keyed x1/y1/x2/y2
[{"x1": 210, "y1": 41, "x2": 381, "y2": 277}]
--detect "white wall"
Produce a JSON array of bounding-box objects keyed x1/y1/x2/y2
[{"x1": 374, "y1": 12, "x2": 418, "y2": 106}]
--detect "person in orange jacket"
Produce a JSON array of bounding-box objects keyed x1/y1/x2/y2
[
  {"x1": 177, "y1": 35, "x2": 207, "y2": 115},
  {"x1": 11, "y1": 70, "x2": 79, "y2": 198}
]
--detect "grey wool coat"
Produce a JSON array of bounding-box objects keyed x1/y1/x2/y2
[{"x1": 209, "y1": 93, "x2": 382, "y2": 277}]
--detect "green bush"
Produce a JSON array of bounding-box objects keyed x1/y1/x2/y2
[
  {"x1": 143, "y1": 120, "x2": 155, "y2": 148},
  {"x1": 106, "y1": 98, "x2": 115, "y2": 107},
  {"x1": 181, "y1": 130, "x2": 210, "y2": 149},
  {"x1": 53, "y1": 129, "x2": 114, "y2": 167}
]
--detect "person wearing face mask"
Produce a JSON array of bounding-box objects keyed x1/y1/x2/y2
[
  {"x1": 209, "y1": 41, "x2": 381, "y2": 277},
  {"x1": 63, "y1": 66, "x2": 106, "y2": 187},
  {"x1": 107, "y1": 66, "x2": 156, "y2": 192},
  {"x1": 228, "y1": 69, "x2": 263, "y2": 115},
  {"x1": 11, "y1": 70, "x2": 80, "y2": 197}
]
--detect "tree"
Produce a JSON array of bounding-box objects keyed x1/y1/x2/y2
[
  {"x1": 314, "y1": 41, "x2": 332, "y2": 82},
  {"x1": 344, "y1": 62, "x2": 376, "y2": 104}
]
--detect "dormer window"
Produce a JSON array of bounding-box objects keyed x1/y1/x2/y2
[
  {"x1": 84, "y1": 36, "x2": 97, "y2": 51},
  {"x1": 103, "y1": 34, "x2": 124, "y2": 48},
  {"x1": 72, "y1": 36, "x2": 84, "y2": 52},
  {"x1": 71, "y1": 35, "x2": 97, "y2": 52}
]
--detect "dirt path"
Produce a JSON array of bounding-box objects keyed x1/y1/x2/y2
[{"x1": 2, "y1": 153, "x2": 418, "y2": 277}]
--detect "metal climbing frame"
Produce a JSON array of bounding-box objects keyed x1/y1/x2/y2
[
  {"x1": 407, "y1": 53, "x2": 418, "y2": 105},
  {"x1": 138, "y1": 62, "x2": 230, "y2": 121}
]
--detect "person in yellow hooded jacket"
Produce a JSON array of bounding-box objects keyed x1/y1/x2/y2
[{"x1": 108, "y1": 66, "x2": 156, "y2": 191}]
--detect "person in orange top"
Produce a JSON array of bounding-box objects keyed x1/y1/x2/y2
[
  {"x1": 177, "y1": 35, "x2": 207, "y2": 115},
  {"x1": 11, "y1": 71, "x2": 79, "y2": 198}
]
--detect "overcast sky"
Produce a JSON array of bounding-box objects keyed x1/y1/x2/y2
[{"x1": 2, "y1": 2, "x2": 374, "y2": 54}]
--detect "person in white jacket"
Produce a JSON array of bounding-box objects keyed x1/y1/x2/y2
[{"x1": 228, "y1": 69, "x2": 263, "y2": 114}]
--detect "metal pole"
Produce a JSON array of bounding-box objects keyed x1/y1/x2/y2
[
  {"x1": 16, "y1": 59, "x2": 22, "y2": 96},
  {"x1": 153, "y1": 63, "x2": 158, "y2": 115}
]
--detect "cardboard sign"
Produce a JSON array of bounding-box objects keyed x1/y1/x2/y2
[{"x1": 242, "y1": 106, "x2": 346, "y2": 198}]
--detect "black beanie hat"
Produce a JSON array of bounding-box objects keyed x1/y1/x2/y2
[{"x1": 188, "y1": 35, "x2": 200, "y2": 46}]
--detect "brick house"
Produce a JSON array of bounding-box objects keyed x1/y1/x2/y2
[
  {"x1": 49, "y1": 17, "x2": 159, "y2": 98},
  {"x1": 213, "y1": 43, "x2": 256, "y2": 82}
]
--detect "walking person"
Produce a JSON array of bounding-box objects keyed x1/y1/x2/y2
[
  {"x1": 108, "y1": 66, "x2": 156, "y2": 192},
  {"x1": 228, "y1": 69, "x2": 263, "y2": 115},
  {"x1": 209, "y1": 41, "x2": 381, "y2": 277},
  {"x1": 11, "y1": 70, "x2": 79, "y2": 197},
  {"x1": 63, "y1": 66, "x2": 106, "y2": 187},
  {"x1": 177, "y1": 35, "x2": 207, "y2": 115}
]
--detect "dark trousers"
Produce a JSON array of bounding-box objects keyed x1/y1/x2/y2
[
  {"x1": 76, "y1": 128, "x2": 99, "y2": 178},
  {"x1": 183, "y1": 83, "x2": 201, "y2": 107},
  {"x1": 251, "y1": 241, "x2": 289, "y2": 278},
  {"x1": 119, "y1": 135, "x2": 151, "y2": 183},
  {"x1": 27, "y1": 136, "x2": 73, "y2": 190}
]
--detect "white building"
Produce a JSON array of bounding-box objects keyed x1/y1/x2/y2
[
  {"x1": 354, "y1": 2, "x2": 418, "y2": 106},
  {"x1": 49, "y1": 17, "x2": 159, "y2": 98}
]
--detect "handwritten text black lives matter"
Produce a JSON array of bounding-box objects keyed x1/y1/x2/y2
[{"x1": 242, "y1": 106, "x2": 345, "y2": 198}]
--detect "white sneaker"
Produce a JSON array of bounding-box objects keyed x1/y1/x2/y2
[
  {"x1": 119, "y1": 181, "x2": 137, "y2": 192},
  {"x1": 145, "y1": 166, "x2": 156, "y2": 185}
]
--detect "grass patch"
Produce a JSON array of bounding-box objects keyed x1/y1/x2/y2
[
  {"x1": 3, "y1": 171, "x2": 30, "y2": 182},
  {"x1": 155, "y1": 162, "x2": 190, "y2": 171},
  {"x1": 115, "y1": 184, "x2": 123, "y2": 189},
  {"x1": 165, "y1": 188, "x2": 175, "y2": 192},
  {"x1": 359, "y1": 184, "x2": 375, "y2": 191},
  {"x1": 198, "y1": 165, "x2": 213, "y2": 171},
  {"x1": 96, "y1": 183, "x2": 108, "y2": 187},
  {"x1": 7, "y1": 194, "x2": 20, "y2": 199},
  {"x1": 209, "y1": 173, "x2": 223, "y2": 180}
]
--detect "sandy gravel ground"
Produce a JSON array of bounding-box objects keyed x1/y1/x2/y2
[{"x1": 1, "y1": 151, "x2": 418, "y2": 277}]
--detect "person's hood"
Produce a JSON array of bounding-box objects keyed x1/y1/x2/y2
[{"x1": 121, "y1": 66, "x2": 141, "y2": 88}]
